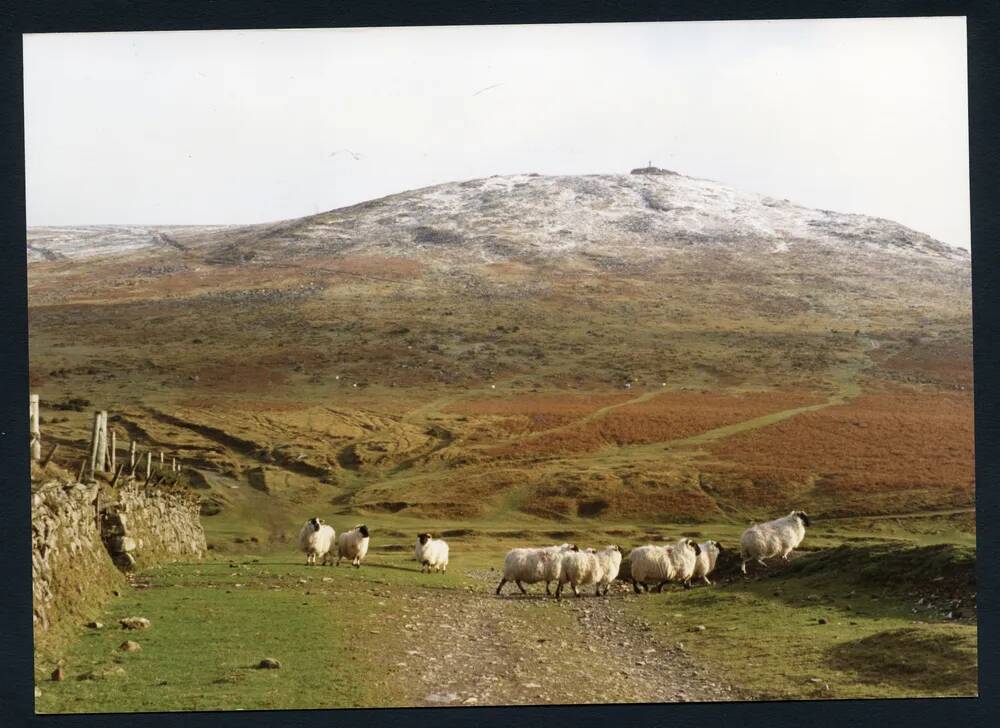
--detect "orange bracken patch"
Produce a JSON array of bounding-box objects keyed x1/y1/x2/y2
[{"x1": 707, "y1": 390, "x2": 975, "y2": 496}]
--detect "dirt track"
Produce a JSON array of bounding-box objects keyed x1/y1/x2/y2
[{"x1": 386, "y1": 570, "x2": 740, "y2": 707}]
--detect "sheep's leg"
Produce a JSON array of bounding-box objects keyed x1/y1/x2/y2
[
  {"x1": 555, "y1": 582, "x2": 564, "y2": 600},
  {"x1": 702, "y1": 576, "x2": 712, "y2": 585},
  {"x1": 683, "y1": 579, "x2": 692, "y2": 590},
  {"x1": 496, "y1": 578, "x2": 508, "y2": 595},
  {"x1": 545, "y1": 581, "x2": 552, "y2": 596},
  {"x1": 515, "y1": 580, "x2": 528, "y2": 595},
  {"x1": 632, "y1": 578, "x2": 641, "y2": 594},
  {"x1": 655, "y1": 581, "x2": 668, "y2": 593},
  {"x1": 740, "y1": 560, "x2": 748, "y2": 574},
  {"x1": 573, "y1": 583, "x2": 581, "y2": 598},
  {"x1": 595, "y1": 584, "x2": 602, "y2": 597},
  {"x1": 781, "y1": 550, "x2": 792, "y2": 561},
  {"x1": 354, "y1": 558, "x2": 361, "y2": 569},
  {"x1": 756, "y1": 558, "x2": 768, "y2": 568}
]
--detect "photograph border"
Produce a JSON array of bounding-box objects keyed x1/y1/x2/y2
[{"x1": 1, "y1": 2, "x2": 997, "y2": 726}]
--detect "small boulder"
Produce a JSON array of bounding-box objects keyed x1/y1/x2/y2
[
  {"x1": 690, "y1": 624, "x2": 707, "y2": 632},
  {"x1": 119, "y1": 617, "x2": 151, "y2": 630},
  {"x1": 818, "y1": 618, "x2": 828, "y2": 625},
  {"x1": 257, "y1": 658, "x2": 281, "y2": 669},
  {"x1": 86, "y1": 621, "x2": 104, "y2": 629},
  {"x1": 50, "y1": 667, "x2": 64, "y2": 682},
  {"x1": 119, "y1": 640, "x2": 141, "y2": 652}
]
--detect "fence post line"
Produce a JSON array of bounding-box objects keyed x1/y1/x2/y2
[{"x1": 29, "y1": 394, "x2": 41, "y2": 461}]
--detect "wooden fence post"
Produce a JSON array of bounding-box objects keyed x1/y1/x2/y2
[
  {"x1": 88, "y1": 412, "x2": 102, "y2": 477},
  {"x1": 29, "y1": 394, "x2": 41, "y2": 461},
  {"x1": 129, "y1": 440, "x2": 136, "y2": 469},
  {"x1": 95, "y1": 411, "x2": 108, "y2": 473},
  {"x1": 40, "y1": 443, "x2": 58, "y2": 468},
  {"x1": 110, "y1": 430, "x2": 116, "y2": 471},
  {"x1": 145, "y1": 451, "x2": 152, "y2": 480},
  {"x1": 171, "y1": 457, "x2": 177, "y2": 473}
]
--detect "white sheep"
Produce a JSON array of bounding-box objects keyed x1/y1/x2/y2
[
  {"x1": 336, "y1": 524, "x2": 370, "y2": 568},
  {"x1": 666, "y1": 538, "x2": 702, "y2": 589},
  {"x1": 415, "y1": 533, "x2": 449, "y2": 573},
  {"x1": 557, "y1": 545, "x2": 622, "y2": 598},
  {"x1": 740, "y1": 511, "x2": 810, "y2": 574},
  {"x1": 627, "y1": 544, "x2": 675, "y2": 593},
  {"x1": 298, "y1": 517, "x2": 336, "y2": 566},
  {"x1": 692, "y1": 540, "x2": 723, "y2": 585},
  {"x1": 495, "y1": 543, "x2": 578, "y2": 596},
  {"x1": 594, "y1": 545, "x2": 623, "y2": 595}
]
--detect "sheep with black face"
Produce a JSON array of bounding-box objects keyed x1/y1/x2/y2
[
  {"x1": 298, "y1": 517, "x2": 336, "y2": 566},
  {"x1": 692, "y1": 540, "x2": 724, "y2": 585},
  {"x1": 337, "y1": 524, "x2": 370, "y2": 568},
  {"x1": 414, "y1": 532, "x2": 449, "y2": 573},
  {"x1": 739, "y1": 511, "x2": 811, "y2": 574},
  {"x1": 666, "y1": 538, "x2": 702, "y2": 589},
  {"x1": 496, "y1": 543, "x2": 579, "y2": 596}
]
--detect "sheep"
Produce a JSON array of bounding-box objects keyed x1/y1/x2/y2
[
  {"x1": 557, "y1": 545, "x2": 622, "y2": 598},
  {"x1": 692, "y1": 540, "x2": 724, "y2": 585},
  {"x1": 495, "y1": 543, "x2": 578, "y2": 596},
  {"x1": 415, "y1": 533, "x2": 449, "y2": 573},
  {"x1": 594, "y1": 545, "x2": 623, "y2": 595},
  {"x1": 298, "y1": 517, "x2": 336, "y2": 566},
  {"x1": 666, "y1": 538, "x2": 702, "y2": 589},
  {"x1": 740, "y1": 511, "x2": 811, "y2": 574},
  {"x1": 627, "y1": 545, "x2": 675, "y2": 593},
  {"x1": 336, "y1": 524, "x2": 370, "y2": 568}
]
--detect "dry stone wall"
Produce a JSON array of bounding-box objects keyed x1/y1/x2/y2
[{"x1": 32, "y1": 478, "x2": 206, "y2": 649}]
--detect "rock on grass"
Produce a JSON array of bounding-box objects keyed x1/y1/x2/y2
[
  {"x1": 256, "y1": 658, "x2": 281, "y2": 669},
  {"x1": 119, "y1": 617, "x2": 151, "y2": 630}
]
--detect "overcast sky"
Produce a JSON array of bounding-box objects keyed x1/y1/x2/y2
[{"x1": 23, "y1": 18, "x2": 970, "y2": 248}]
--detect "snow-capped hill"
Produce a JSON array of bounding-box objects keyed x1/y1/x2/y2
[
  {"x1": 217, "y1": 170, "x2": 965, "y2": 267},
  {"x1": 26, "y1": 170, "x2": 966, "y2": 269}
]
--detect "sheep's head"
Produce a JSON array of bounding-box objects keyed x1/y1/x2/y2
[
  {"x1": 417, "y1": 532, "x2": 431, "y2": 545},
  {"x1": 608, "y1": 545, "x2": 621, "y2": 553},
  {"x1": 794, "y1": 511, "x2": 811, "y2": 527},
  {"x1": 570, "y1": 544, "x2": 580, "y2": 552},
  {"x1": 713, "y1": 540, "x2": 723, "y2": 552},
  {"x1": 308, "y1": 517, "x2": 322, "y2": 531},
  {"x1": 357, "y1": 525, "x2": 370, "y2": 538},
  {"x1": 686, "y1": 538, "x2": 702, "y2": 556}
]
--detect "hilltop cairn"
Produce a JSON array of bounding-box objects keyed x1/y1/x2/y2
[{"x1": 630, "y1": 164, "x2": 680, "y2": 176}]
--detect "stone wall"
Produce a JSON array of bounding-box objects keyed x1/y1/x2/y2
[
  {"x1": 31, "y1": 477, "x2": 206, "y2": 651},
  {"x1": 31, "y1": 482, "x2": 122, "y2": 639}
]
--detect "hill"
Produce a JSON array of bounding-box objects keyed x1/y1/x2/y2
[{"x1": 27, "y1": 169, "x2": 974, "y2": 532}]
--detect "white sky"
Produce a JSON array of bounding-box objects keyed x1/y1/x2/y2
[{"x1": 23, "y1": 18, "x2": 970, "y2": 249}]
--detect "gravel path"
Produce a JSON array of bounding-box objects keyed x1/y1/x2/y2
[{"x1": 387, "y1": 570, "x2": 741, "y2": 707}]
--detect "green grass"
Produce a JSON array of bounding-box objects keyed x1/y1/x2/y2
[
  {"x1": 36, "y1": 559, "x2": 371, "y2": 712},
  {"x1": 627, "y1": 542, "x2": 978, "y2": 701}
]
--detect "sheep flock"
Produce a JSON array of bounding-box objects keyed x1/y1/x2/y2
[{"x1": 296, "y1": 510, "x2": 812, "y2": 599}]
